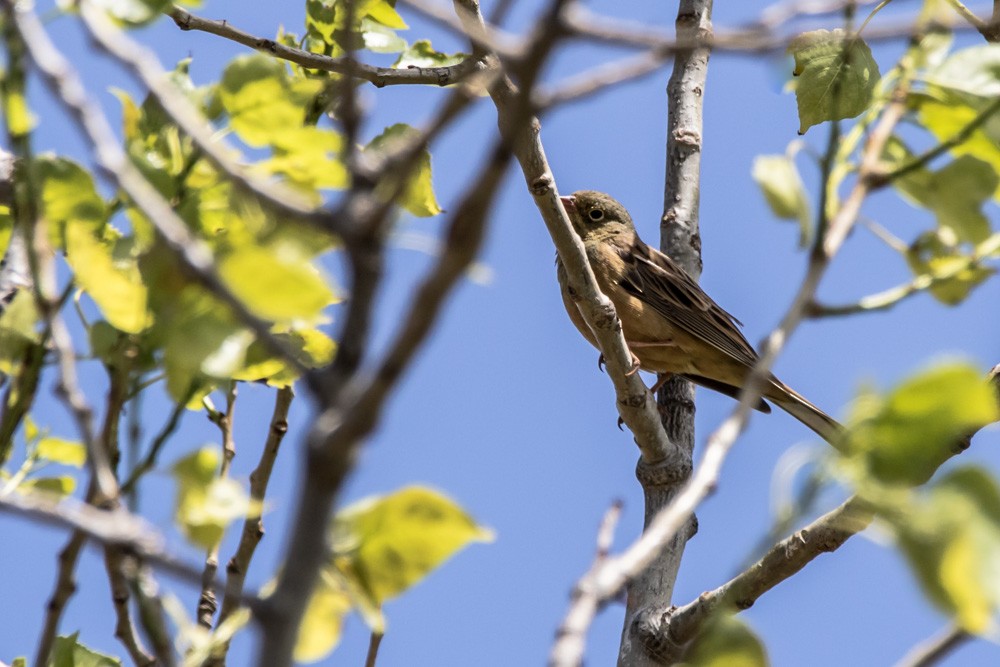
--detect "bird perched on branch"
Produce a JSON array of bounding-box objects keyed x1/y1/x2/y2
[{"x1": 555, "y1": 190, "x2": 841, "y2": 444}]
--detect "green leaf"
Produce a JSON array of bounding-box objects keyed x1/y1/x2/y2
[
  {"x1": 36, "y1": 437, "x2": 86, "y2": 468},
  {"x1": 333, "y1": 485, "x2": 493, "y2": 604},
  {"x1": 172, "y1": 446, "x2": 260, "y2": 550},
  {"x1": 294, "y1": 569, "x2": 353, "y2": 663},
  {"x1": 87, "y1": 0, "x2": 171, "y2": 26},
  {"x1": 905, "y1": 231, "x2": 996, "y2": 305},
  {"x1": 751, "y1": 154, "x2": 811, "y2": 246},
  {"x1": 232, "y1": 326, "x2": 336, "y2": 386},
  {"x1": 0, "y1": 291, "x2": 40, "y2": 375},
  {"x1": 365, "y1": 124, "x2": 442, "y2": 217},
  {"x1": 682, "y1": 614, "x2": 768, "y2": 667},
  {"x1": 66, "y1": 223, "x2": 151, "y2": 334},
  {"x1": 33, "y1": 156, "x2": 107, "y2": 246},
  {"x1": 219, "y1": 245, "x2": 335, "y2": 323},
  {"x1": 3, "y1": 88, "x2": 36, "y2": 136},
  {"x1": 23, "y1": 475, "x2": 77, "y2": 496},
  {"x1": 51, "y1": 632, "x2": 122, "y2": 667},
  {"x1": 253, "y1": 126, "x2": 348, "y2": 196},
  {"x1": 843, "y1": 361, "x2": 999, "y2": 486},
  {"x1": 218, "y1": 55, "x2": 323, "y2": 147},
  {"x1": 787, "y1": 30, "x2": 880, "y2": 134},
  {"x1": 365, "y1": 0, "x2": 408, "y2": 29},
  {"x1": 393, "y1": 40, "x2": 466, "y2": 69},
  {"x1": 923, "y1": 44, "x2": 1000, "y2": 98},
  {"x1": 11, "y1": 657, "x2": 27, "y2": 667},
  {"x1": 881, "y1": 467, "x2": 1000, "y2": 633},
  {"x1": 361, "y1": 18, "x2": 408, "y2": 54}
]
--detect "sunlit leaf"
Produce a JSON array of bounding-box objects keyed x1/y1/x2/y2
[
  {"x1": 219, "y1": 245, "x2": 335, "y2": 323},
  {"x1": 294, "y1": 569, "x2": 353, "y2": 663},
  {"x1": 51, "y1": 631, "x2": 122, "y2": 667},
  {"x1": 333, "y1": 486, "x2": 494, "y2": 604},
  {"x1": 682, "y1": 614, "x2": 768, "y2": 667},
  {"x1": 365, "y1": 124, "x2": 442, "y2": 217},
  {"x1": 0, "y1": 291, "x2": 39, "y2": 375},
  {"x1": 172, "y1": 446, "x2": 260, "y2": 550},
  {"x1": 36, "y1": 437, "x2": 86, "y2": 468},
  {"x1": 881, "y1": 467, "x2": 1000, "y2": 633},
  {"x1": 842, "y1": 361, "x2": 999, "y2": 486},
  {"x1": 232, "y1": 327, "x2": 336, "y2": 386},
  {"x1": 751, "y1": 154, "x2": 811, "y2": 246},
  {"x1": 33, "y1": 155, "x2": 107, "y2": 246},
  {"x1": 906, "y1": 232, "x2": 996, "y2": 305},
  {"x1": 787, "y1": 29, "x2": 880, "y2": 134},
  {"x1": 66, "y1": 223, "x2": 151, "y2": 334},
  {"x1": 365, "y1": 0, "x2": 408, "y2": 29},
  {"x1": 22, "y1": 475, "x2": 76, "y2": 496},
  {"x1": 393, "y1": 40, "x2": 466, "y2": 69},
  {"x1": 361, "y1": 18, "x2": 407, "y2": 53},
  {"x1": 87, "y1": 0, "x2": 171, "y2": 26}
]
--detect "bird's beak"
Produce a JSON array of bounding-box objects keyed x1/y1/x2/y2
[{"x1": 559, "y1": 195, "x2": 576, "y2": 213}]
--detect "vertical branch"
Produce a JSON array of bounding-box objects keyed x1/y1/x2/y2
[
  {"x1": 33, "y1": 532, "x2": 87, "y2": 666},
  {"x1": 198, "y1": 383, "x2": 238, "y2": 628},
  {"x1": 617, "y1": 1, "x2": 712, "y2": 666}
]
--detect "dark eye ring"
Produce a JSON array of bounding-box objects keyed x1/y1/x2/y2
[{"x1": 588, "y1": 209, "x2": 604, "y2": 221}]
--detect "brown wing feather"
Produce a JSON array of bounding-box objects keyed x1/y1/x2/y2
[{"x1": 619, "y1": 239, "x2": 761, "y2": 368}]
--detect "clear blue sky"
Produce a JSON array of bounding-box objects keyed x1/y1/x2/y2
[{"x1": 2, "y1": 1, "x2": 998, "y2": 665}]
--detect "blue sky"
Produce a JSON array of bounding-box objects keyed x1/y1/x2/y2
[{"x1": 1, "y1": 1, "x2": 999, "y2": 665}]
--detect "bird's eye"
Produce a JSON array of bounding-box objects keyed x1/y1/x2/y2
[{"x1": 588, "y1": 209, "x2": 604, "y2": 222}]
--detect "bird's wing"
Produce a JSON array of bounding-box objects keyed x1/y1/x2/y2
[{"x1": 619, "y1": 239, "x2": 761, "y2": 368}]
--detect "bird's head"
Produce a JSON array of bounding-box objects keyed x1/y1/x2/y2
[{"x1": 558, "y1": 190, "x2": 635, "y2": 241}]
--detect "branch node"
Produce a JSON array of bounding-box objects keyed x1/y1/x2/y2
[
  {"x1": 529, "y1": 173, "x2": 553, "y2": 195},
  {"x1": 632, "y1": 606, "x2": 685, "y2": 663},
  {"x1": 636, "y1": 456, "x2": 692, "y2": 486}
]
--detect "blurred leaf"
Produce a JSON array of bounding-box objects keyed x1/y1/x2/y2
[
  {"x1": 294, "y1": 569, "x2": 352, "y2": 663},
  {"x1": 232, "y1": 326, "x2": 336, "y2": 386},
  {"x1": 333, "y1": 485, "x2": 494, "y2": 604},
  {"x1": 365, "y1": 0, "x2": 407, "y2": 29},
  {"x1": 923, "y1": 44, "x2": 1000, "y2": 98},
  {"x1": 87, "y1": 0, "x2": 171, "y2": 26},
  {"x1": 361, "y1": 18, "x2": 407, "y2": 53},
  {"x1": 219, "y1": 245, "x2": 335, "y2": 323},
  {"x1": 36, "y1": 437, "x2": 86, "y2": 468},
  {"x1": 253, "y1": 126, "x2": 348, "y2": 196},
  {"x1": 22, "y1": 475, "x2": 76, "y2": 496},
  {"x1": 3, "y1": 88, "x2": 36, "y2": 136},
  {"x1": 393, "y1": 40, "x2": 466, "y2": 69},
  {"x1": 682, "y1": 614, "x2": 768, "y2": 667},
  {"x1": 172, "y1": 446, "x2": 260, "y2": 550},
  {"x1": 219, "y1": 55, "x2": 322, "y2": 147},
  {"x1": 66, "y1": 223, "x2": 151, "y2": 334},
  {"x1": 787, "y1": 29, "x2": 880, "y2": 134},
  {"x1": 0, "y1": 291, "x2": 39, "y2": 375},
  {"x1": 882, "y1": 467, "x2": 1000, "y2": 633},
  {"x1": 365, "y1": 124, "x2": 442, "y2": 217},
  {"x1": 51, "y1": 631, "x2": 122, "y2": 667},
  {"x1": 843, "y1": 361, "x2": 999, "y2": 486},
  {"x1": 33, "y1": 155, "x2": 107, "y2": 246},
  {"x1": 906, "y1": 232, "x2": 996, "y2": 305},
  {"x1": 751, "y1": 154, "x2": 811, "y2": 246}
]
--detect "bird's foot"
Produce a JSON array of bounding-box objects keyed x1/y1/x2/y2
[{"x1": 598, "y1": 351, "x2": 641, "y2": 376}]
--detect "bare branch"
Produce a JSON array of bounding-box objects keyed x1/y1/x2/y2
[
  {"x1": 254, "y1": 136, "x2": 512, "y2": 666},
  {"x1": 549, "y1": 501, "x2": 623, "y2": 666},
  {"x1": 33, "y1": 532, "x2": 87, "y2": 667}
]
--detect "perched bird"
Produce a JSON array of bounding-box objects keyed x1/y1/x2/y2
[{"x1": 555, "y1": 190, "x2": 841, "y2": 443}]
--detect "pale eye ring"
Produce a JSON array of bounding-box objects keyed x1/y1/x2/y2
[{"x1": 588, "y1": 209, "x2": 604, "y2": 222}]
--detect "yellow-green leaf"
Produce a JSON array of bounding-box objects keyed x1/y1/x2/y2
[
  {"x1": 682, "y1": 614, "x2": 768, "y2": 667},
  {"x1": 751, "y1": 154, "x2": 811, "y2": 246},
  {"x1": 906, "y1": 231, "x2": 996, "y2": 306},
  {"x1": 882, "y1": 467, "x2": 1000, "y2": 633},
  {"x1": 787, "y1": 29, "x2": 880, "y2": 134},
  {"x1": 33, "y1": 155, "x2": 107, "y2": 245},
  {"x1": 365, "y1": 124, "x2": 442, "y2": 217},
  {"x1": 36, "y1": 437, "x2": 86, "y2": 468},
  {"x1": 333, "y1": 485, "x2": 493, "y2": 604},
  {"x1": 232, "y1": 326, "x2": 336, "y2": 386},
  {"x1": 0, "y1": 291, "x2": 39, "y2": 375},
  {"x1": 365, "y1": 0, "x2": 408, "y2": 29},
  {"x1": 172, "y1": 446, "x2": 260, "y2": 550},
  {"x1": 843, "y1": 361, "x2": 999, "y2": 486},
  {"x1": 66, "y1": 223, "x2": 151, "y2": 334},
  {"x1": 88, "y1": 0, "x2": 171, "y2": 26},
  {"x1": 22, "y1": 475, "x2": 77, "y2": 496},
  {"x1": 393, "y1": 40, "x2": 466, "y2": 69},
  {"x1": 294, "y1": 569, "x2": 353, "y2": 663},
  {"x1": 51, "y1": 631, "x2": 122, "y2": 667},
  {"x1": 219, "y1": 245, "x2": 334, "y2": 323}
]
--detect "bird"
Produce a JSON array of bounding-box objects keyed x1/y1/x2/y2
[{"x1": 555, "y1": 190, "x2": 842, "y2": 444}]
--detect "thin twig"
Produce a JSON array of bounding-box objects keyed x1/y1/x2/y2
[
  {"x1": 893, "y1": 624, "x2": 971, "y2": 667},
  {"x1": 364, "y1": 632, "x2": 384, "y2": 667},
  {"x1": 121, "y1": 394, "x2": 191, "y2": 495},
  {"x1": 33, "y1": 531, "x2": 87, "y2": 666},
  {"x1": 170, "y1": 5, "x2": 485, "y2": 86}
]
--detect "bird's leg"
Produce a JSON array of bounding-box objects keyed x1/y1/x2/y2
[
  {"x1": 649, "y1": 373, "x2": 672, "y2": 394},
  {"x1": 597, "y1": 350, "x2": 642, "y2": 376}
]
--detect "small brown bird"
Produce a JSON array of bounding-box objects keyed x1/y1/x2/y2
[{"x1": 556, "y1": 190, "x2": 841, "y2": 443}]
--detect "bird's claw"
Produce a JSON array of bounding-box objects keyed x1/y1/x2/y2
[
  {"x1": 625, "y1": 352, "x2": 641, "y2": 377},
  {"x1": 598, "y1": 353, "x2": 606, "y2": 372}
]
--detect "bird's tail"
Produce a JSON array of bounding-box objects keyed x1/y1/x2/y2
[{"x1": 769, "y1": 382, "x2": 845, "y2": 448}]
